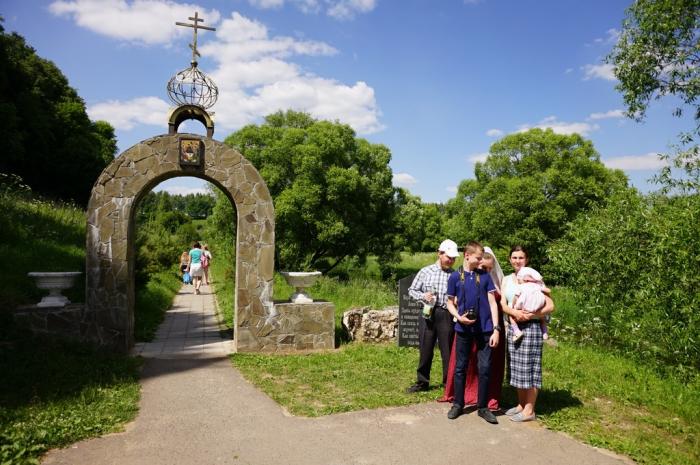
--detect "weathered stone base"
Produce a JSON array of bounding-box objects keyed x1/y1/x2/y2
[
  {"x1": 342, "y1": 306, "x2": 398, "y2": 343},
  {"x1": 12, "y1": 304, "x2": 123, "y2": 348},
  {"x1": 236, "y1": 301, "x2": 335, "y2": 352}
]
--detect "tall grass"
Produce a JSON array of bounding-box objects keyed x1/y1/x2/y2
[
  {"x1": 208, "y1": 243, "x2": 236, "y2": 328},
  {"x1": 0, "y1": 188, "x2": 141, "y2": 465},
  {"x1": 134, "y1": 269, "x2": 182, "y2": 341},
  {"x1": 0, "y1": 191, "x2": 86, "y2": 308}
]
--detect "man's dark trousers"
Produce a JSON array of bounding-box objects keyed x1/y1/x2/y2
[
  {"x1": 453, "y1": 331, "x2": 492, "y2": 408},
  {"x1": 417, "y1": 307, "x2": 454, "y2": 386}
]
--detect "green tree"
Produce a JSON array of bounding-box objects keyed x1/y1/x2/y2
[
  {"x1": 204, "y1": 189, "x2": 236, "y2": 246},
  {"x1": 180, "y1": 193, "x2": 215, "y2": 218},
  {"x1": 225, "y1": 111, "x2": 398, "y2": 272},
  {"x1": 608, "y1": 0, "x2": 700, "y2": 194},
  {"x1": 133, "y1": 191, "x2": 200, "y2": 284},
  {"x1": 445, "y1": 179, "x2": 479, "y2": 247},
  {"x1": 0, "y1": 22, "x2": 116, "y2": 205},
  {"x1": 393, "y1": 188, "x2": 445, "y2": 252},
  {"x1": 447, "y1": 129, "x2": 629, "y2": 266}
]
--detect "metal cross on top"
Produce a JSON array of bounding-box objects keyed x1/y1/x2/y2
[{"x1": 175, "y1": 12, "x2": 216, "y2": 67}]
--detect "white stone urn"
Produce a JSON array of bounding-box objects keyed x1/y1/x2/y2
[
  {"x1": 27, "y1": 272, "x2": 82, "y2": 307},
  {"x1": 280, "y1": 271, "x2": 322, "y2": 304}
]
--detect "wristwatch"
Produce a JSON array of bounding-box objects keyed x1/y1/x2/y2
[{"x1": 493, "y1": 325, "x2": 502, "y2": 332}]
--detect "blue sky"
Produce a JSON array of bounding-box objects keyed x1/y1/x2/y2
[{"x1": 3, "y1": 0, "x2": 693, "y2": 203}]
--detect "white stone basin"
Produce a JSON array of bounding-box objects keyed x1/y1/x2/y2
[
  {"x1": 27, "y1": 272, "x2": 82, "y2": 307},
  {"x1": 280, "y1": 271, "x2": 322, "y2": 304}
]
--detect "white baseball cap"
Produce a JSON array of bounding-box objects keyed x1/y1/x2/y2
[{"x1": 438, "y1": 239, "x2": 459, "y2": 258}]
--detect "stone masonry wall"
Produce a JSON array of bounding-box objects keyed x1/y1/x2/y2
[
  {"x1": 86, "y1": 133, "x2": 280, "y2": 352},
  {"x1": 237, "y1": 301, "x2": 335, "y2": 352}
]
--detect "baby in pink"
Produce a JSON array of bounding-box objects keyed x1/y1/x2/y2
[{"x1": 510, "y1": 267, "x2": 549, "y2": 342}]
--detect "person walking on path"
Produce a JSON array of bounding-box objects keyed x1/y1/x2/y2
[
  {"x1": 180, "y1": 250, "x2": 192, "y2": 285},
  {"x1": 406, "y1": 239, "x2": 460, "y2": 393},
  {"x1": 501, "y1": 245, "x2": 555, "y2": 422},
  {"x1": 438, "y1": 246, "x2": 505, "y2": 411},
  {"x1": 202, "y1": 245, "x2": 213, "y2": 286},
  {"x1": 187, "y1": 242, "x2": 204, "y2": 295},
  {"x1": 446, "y1": 241, "x2": 500, "y2": 424},
  {"x1": 179, "y1": 251, "x2": 190, "y2": 275}
]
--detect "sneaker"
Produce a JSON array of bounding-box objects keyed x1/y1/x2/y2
[
  {"x1": 447, "y1": 405, "x2": 463, "y2": 420},
  {"x1": 405, "y1": 383, "x2": 429, "y2": 394}
]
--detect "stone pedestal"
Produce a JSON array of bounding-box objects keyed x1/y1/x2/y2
[
  {"x1": 12, "y1": 304, "x2": 119, "y2": 347},
  {"x1": 236, "y1": 301, "x2": 335, "y2": 352}
]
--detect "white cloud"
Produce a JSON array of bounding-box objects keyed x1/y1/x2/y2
[
  {"x1": 518, "y1": 116, "x2": 599, "y2": 136},
  {"x1": 468, "y1": 152, "x2": 489, "y2": 163},
  {"x1": 594, "y1": 28, "x2": 620, "y2": 45},
  {"x1": 486, "y1": 128, "x2": 503, "y2": 137},
  {"x1": 49, "y1": 0, "x2": 221, "y2": 45},
  {"x1": 246, "y1": 0, "x2": 376, "y2": 19},
  {"x1": 87, "y1": 97, "x2": 170, "y2": 130},
  {"x1": 393, "y1": 173, "x2": 417, "y2": 187},
  {"x1": 248, "y1": 0, "x2": 285, "y2": 9},
  {"x1": 202, "y1": 12, "x2": 337, "y2": 61},
  {"x1": 588, "y1": 109, "x2": 625, "y2": 120},
  {"x1": 446, "y1": 186, "x2": 458, "y2": 194},
  {"x1": 564, "y1": 67, "x2": 574, "y2": 74},
  {"x1": 582, "y1": 63, "x2": 616, "y2": 81},
  {"x1": 68, "y1": 7, "x2": 383, "y2": 135},
  {"x1": 153, "y1": 185, "x2": 210, "y2": 195},
  {"x1": 200, "y1": 12, "x2": 383, "y2": 134},
  {"x1": 604, "y1": 153, "x2": 667, "y2": 170},
  {"x1": 327, "y1": 0, "x2": 376, "y2": 20}
]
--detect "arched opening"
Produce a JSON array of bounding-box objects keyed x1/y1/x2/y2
[
  {"x1": 168, "y1": 105, "x2": 215, "y2": 138},
  {"x1": 130, "y1": 177, "x2": 237, "y2": 342}
]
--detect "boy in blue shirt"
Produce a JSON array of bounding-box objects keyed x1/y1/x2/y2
[{"x1": 446, "y1": 241, "x2": 501, "y2": 424}]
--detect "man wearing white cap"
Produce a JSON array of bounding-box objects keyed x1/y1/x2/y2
[{"x1": 406, "y1": 239, "x2": 460, "y2": 393}]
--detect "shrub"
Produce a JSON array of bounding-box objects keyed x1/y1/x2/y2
[{"x1": 548, "y1": 190, "x2": 700, "y2": 376}]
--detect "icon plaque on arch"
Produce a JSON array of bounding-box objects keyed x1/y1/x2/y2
[{"x1": 179, "y1": 138, "x2": 204, "y2": 167}]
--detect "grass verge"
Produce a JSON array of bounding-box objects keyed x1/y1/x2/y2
[
  {"x1": 134, "y1": 270, "x2": 183, "y2": 342},
  {"x1": 232, "y1": 341, "x2": 699, "y2": 465},
  {"x1": 0, "y1": 320, "x2": 141, "y2": 465}
]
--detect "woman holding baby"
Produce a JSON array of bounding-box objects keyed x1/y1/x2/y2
[{"x1": 501, "y1": 245, "x2": 555, "y2": 422}]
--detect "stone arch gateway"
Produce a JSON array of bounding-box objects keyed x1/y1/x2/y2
[{"x1": 86, "y1": 133, "x2": 278, "y2": 352}]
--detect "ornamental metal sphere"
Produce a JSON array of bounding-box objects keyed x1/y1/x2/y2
[{"x1": 167, "y1": 64, "x2": 218, "y2": 110}]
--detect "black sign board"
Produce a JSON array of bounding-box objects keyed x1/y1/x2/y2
[{"x1": 398, "y1": 274, "x2": 422, "y2": 347}]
